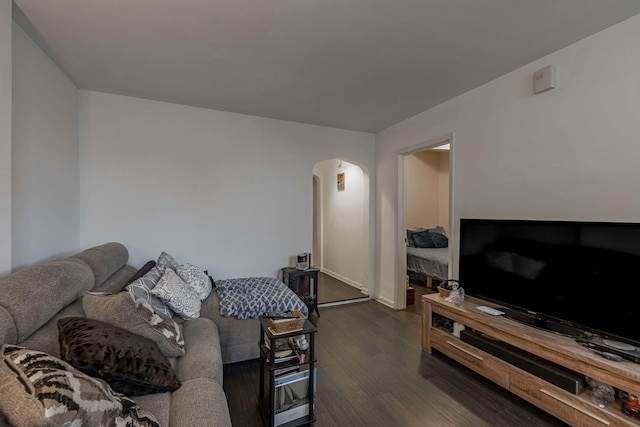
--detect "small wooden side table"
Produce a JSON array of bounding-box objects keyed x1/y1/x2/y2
[{"x1": 282, "y1": 267, "x2": 320, "y2": 317}]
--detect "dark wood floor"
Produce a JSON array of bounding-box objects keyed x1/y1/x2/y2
[
  {"x1": 318, "y1": 272, "x2": 367, "y2": 304},
  {"x1": 223, "y1": 284, "x2": 567, "y2": 426}
]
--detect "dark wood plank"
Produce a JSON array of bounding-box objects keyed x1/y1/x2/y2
[
  {"x1": 223, "y1": 296, "x2": 569, "y2": 426},
  {"x1": 317, "y1": 272, "x2": 367, "y2": 304}
]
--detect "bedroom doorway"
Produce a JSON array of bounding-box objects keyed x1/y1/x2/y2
[
  {"x1": 396, "y1": 134, "x2": 454, "y2": 310},
  {"x1": 312, "y1": 158, "x2": 371, "y2": 306}
]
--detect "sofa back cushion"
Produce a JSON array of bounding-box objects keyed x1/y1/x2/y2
[
  {"x1": 0, "y1": 258, "x2": 94, "y2": 344},
  {"x1": 70, "y1": 242, "x2": 129, "y2": 289}
]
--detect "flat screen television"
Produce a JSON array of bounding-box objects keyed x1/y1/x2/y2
[{"x1": 459, "y1": 218, "x2": 640, "y2": 347}]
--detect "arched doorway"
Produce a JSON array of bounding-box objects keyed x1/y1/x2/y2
[{"x1": 313, "y1": 158, "x2": 371, "y2": 305}]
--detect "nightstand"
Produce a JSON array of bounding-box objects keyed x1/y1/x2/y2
[{"x1": 282, "y1": 267, "x2": 320, "y2": 317}]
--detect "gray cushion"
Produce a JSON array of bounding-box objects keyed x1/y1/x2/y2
[
  {"x1": 169, "y1": 378, "x2": 232, "y2": 427},
  {"x1": 83, "y1": 291, "x2": 185, "y2": 357},
  {"x1": 0, "y1": 258, "x2": 94, "y2": 342},
  {"x1": 134, "y1": 392, "x2": 171, "y2": 427},
  {"x1": 200, "y1": 292, "x2": 260, "y2": 364},
  {"x1": 58, "y1": 317, "x2": 181, "y2": 396},
  {"x1": 175, "y1": 318, "x2": 223, "y2": 383},
  {"x1": 0, "y1": 305, "x2": 16, "y2": 346},
  {"x1": 0, "y1": 344, "x2": 160, "y2": 427},
  {"x1": 71, "y1": 242, "x2": 129, "y2": 288}
]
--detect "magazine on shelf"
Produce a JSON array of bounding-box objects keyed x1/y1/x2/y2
[{"x1": 274, "y1": 367, "x2": 317, "y2": 426}]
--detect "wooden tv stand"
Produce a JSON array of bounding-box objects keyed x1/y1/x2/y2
[{"x1": 422, "y1": 293, "x2": 640, "y2": 426}]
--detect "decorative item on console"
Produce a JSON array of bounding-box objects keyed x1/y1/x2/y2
[
  {"x1": 585, "y1": 377, "x2": 615, "y2": 408},
  {"x1": 437, "y1": 279, "x2": 458, "y2": 298},
  {"x1": 441, "y1": 279, "x2": 464, "y2": 306}
]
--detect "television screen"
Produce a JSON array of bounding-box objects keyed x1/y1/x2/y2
[{"x1": 459, "y1": 218, "x2": 640, "y2": 346}]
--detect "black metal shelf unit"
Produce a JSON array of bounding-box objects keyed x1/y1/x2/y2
[{"x1": 258, "y1": 317, "x2": 317, "y2": 427}]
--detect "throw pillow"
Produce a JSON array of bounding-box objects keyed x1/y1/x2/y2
[
  {"x1": 83, "y1": 291, "x2": 185, "y2": 357},
  {"x1": 126, "y1": 266, "x2": 174, "y2": 318},
  {"x1": 157, "y1": 251, "x2": 179, "y2": 270},
  {"x1": 58, "y1": 317, "x2": 181, "y2": 396},
  {"x1": 430, "y1": 232, "x2": 449, "y2": 248},
  {"x1": 150, "y1": 268, "x2": 202, "y2": 320},
  {"x1": 176, "y1": 263, "x2": 212, "y2": 301},
  {"x1": 0, "y1": 344, "x2": 160, "y2": 427},
  {"x1": 126, "y1": 259, "x2": 157, "y2": 286},
  {"x1": 411, "y1": 229, "x2": 437, "y2": 248},
  {"x1": 406, "y1": 228, "x2": 425, "y2": 247}
]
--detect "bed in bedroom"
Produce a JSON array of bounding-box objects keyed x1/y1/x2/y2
[{"x1": 406, "y1": 226, "x2": 449, "y2": 288}]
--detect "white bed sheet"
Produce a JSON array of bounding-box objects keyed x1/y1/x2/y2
[{"x1": 407, "y1": 247, "x2": 449, "y2": 280}]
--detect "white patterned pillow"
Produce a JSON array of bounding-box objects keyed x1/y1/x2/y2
[
  {"x1": 150, "y1": 268, "x2": 201, "y2": 320},
  {"x1": 0, "y1": 345, "x2": 159, "y2": 427},
  {"x1": 126, "y1": 266, "x2": 174, "y2": 318},
  {"x1": 177, "y1": 263, "x2": 212, "y2": 301}
]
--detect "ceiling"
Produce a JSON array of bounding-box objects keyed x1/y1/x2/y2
[{"x1": 12, "y1": 1, "x2": 640, "y2": 133}]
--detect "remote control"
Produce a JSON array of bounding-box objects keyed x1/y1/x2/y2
[
  {"x1": 475, "y1": 306, "x2": 505, "y2": 316},
  {"x1": 263, "y1": 311, "x2": 297, "y2": 319}
]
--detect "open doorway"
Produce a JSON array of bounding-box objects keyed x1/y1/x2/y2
[
  {"x1": 396, "y1": 134, "x2": 454, "y2": 310},
  {"x1": 313, "y1": 158, "x2": 371, "y2": 305}
]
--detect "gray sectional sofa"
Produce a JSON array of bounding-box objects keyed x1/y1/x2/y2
[{"x1": 0, "y1": 242, "x2": 262, "y2": 427}]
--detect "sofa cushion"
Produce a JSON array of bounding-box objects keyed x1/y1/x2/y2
[
  {"x1": 126, "y1": 266, "x2": 175, "y2": 317},
  {"x1": 0, "y1": 344, "x2": 160, "y2": 427},
  {"x1": 134, "y1": 392, "x2": 171, "y2": 427},
  {"x1": 0, "y1": 305, "x2": 16, "y2": 347},
  {"x1": 175, "y1": 318, "x2": 223, "y2": 384},
  {"x1": 151, "y1": 269, "x2": 201, "y2": 320},
  {"x1": 169, "y1": 378, "x2": 232, "y2": 427},
  {"x1": 200, "y1": 292, "x2": 261, "y2": 364},
  {"x1": 0, "y1": 258, "x2": 94, "y2": 343},
  {"x1": 58, "y1": 317, "x2": 181, "y2": 396},
  {"x1": 83, "y1": 291, "x2": 185, "y2": 357},
  {"x1": 70, "y1": 242, "x2": 129, "y2": 289},
  {"x1": 177, "y1": 263, "x2": 212, "y2": 301}
]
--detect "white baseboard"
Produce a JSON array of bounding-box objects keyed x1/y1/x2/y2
[
  {"x1": 318, "y1": 297, "x2": 371, "y2": 308},
  {"x1": 375, "y1": 295, "x2": 394, "y2": 308}
]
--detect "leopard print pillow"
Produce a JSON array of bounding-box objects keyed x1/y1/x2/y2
[{"x1": 0, "y1": 344, "x2": 159, "y2": 427}]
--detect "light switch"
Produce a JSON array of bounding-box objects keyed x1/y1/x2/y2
[{"x1": 534, "y1": 65, "x2": 556, "y2": 94}]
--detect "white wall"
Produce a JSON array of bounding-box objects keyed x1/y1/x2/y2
[
  {"x1": 0, "y1": 0, "x2": 11, "y2": 275},
  {"x1": 376, "y1": 15, "x2": 640, "y2": 305},
  {"x1": 406, "y1": 151, "x2": 442, "y2": 230},
  {"x1": 11, "y1": 22, "x2": 79, "y2": 269},
  {"x1": 313, "y1": 158, "x2": 368, "y2": 289},
  {"x1": 79, "y1": 91, "x2": 375, "y2": 281}
]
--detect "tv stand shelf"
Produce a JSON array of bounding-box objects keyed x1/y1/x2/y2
[{"x1": 422, "y1": 293, "x2": 640, "y2": 426}]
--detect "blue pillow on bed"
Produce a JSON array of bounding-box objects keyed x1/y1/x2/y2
[
  {"x1": 430, "y1": 232, "x2": 449, "y2": 248},
  {"x1": 411, "y1": 229, "x2": 449, "y2": 248},
  {"x1": 411, "y1": 230, "x2": 437, "y2": 248}
]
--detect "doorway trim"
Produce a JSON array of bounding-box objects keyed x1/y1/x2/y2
[
  {"x1": 312, "y1": 174, "x2": 322, "y2": 269},
  {"x1": 395, "y1": 132, "x2": 455, "y2": 309}
]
